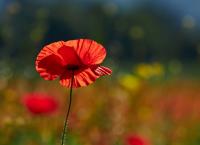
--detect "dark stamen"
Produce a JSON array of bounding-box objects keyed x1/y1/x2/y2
[{"x1": 66, "y1": 65, "x2": 79, "y2": 70}]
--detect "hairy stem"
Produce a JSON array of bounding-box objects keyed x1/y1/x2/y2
[{"x1": 61, "y1": 71, "x2": 74, "y2": 145}]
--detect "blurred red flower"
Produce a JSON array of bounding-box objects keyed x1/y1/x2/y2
[
  {"x1": 35, "y1": 39, "x2": 112, "y2": 88},
  {"x1": 22, "y1": 93, "x2": 58, "y2": 115},
  {"x1": 125, "y1": 134, "x2": 150, "y2": 145}
]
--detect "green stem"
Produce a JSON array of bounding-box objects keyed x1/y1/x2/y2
[{"x1": 61, "y1": 71, "x2": 74, "y2": 145}]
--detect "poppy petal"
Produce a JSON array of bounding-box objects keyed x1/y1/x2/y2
[
  {"x1": 36, "y1": 41, "x2": 66, "y2": 80},
  {"x1": 36, "y1": 39, "x2": 112, "y2": 88},
  {"x1": 59, "y1": 67, "x2": 99, "y2": 88},
  {"x1": 57, "y1": 45, "x2": 82, "y2": 66},
  {"x1": 22, "y1": 93, "x2": 58, "y2": 115},
  {"x1": 36, "y1": 54, "x2": 65, "y2": 80},
  {"x1": 65, "y1": 39, "x2": 106, "y2": 65},
  {"x1": 92, "y1": 66, "x2": 112, "y2": 76},
  {"x1": 75, "y1": 68, "x2": 99, "y2": 87}
]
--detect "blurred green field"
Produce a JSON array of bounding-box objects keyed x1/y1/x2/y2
[{"x1": 0, "y1": 62, "x2": 200, "y2": 145}]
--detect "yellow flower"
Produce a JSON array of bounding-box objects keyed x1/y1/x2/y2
[
  {"x1": 135, "y1": 63, "x2": 164, "y2": 79},
  {"x1": 120, "y1": 74, "x2": 141, "y2": 91},
  {"x1": 135, "y1": 64, "x2": 153, "y2": 79}
]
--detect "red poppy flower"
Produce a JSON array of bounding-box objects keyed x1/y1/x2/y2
[
  {"x1": 35, "y1": 39, "x2": 112, "y2": 88},
  {"x1": 22, "y1": 93, "x2": 58, "y2": 115},
  {"x1": 125, "y1": 134, "x2": 150, "y2": 145}
]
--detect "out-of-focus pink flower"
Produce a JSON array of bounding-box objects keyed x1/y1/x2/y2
[
  {"x1": 22, "y1": 93, "x2": 58, "y2": 115},
  {"x1": 125, "y1": 134, "x2": 150, "y2": 145}
]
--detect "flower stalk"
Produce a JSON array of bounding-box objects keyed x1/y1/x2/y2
[{"x1": 61, "y1": 71, "x2": 74, "y2": 145}]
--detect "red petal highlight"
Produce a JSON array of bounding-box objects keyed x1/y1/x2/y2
[
  {"x1": 36, "y1": 41, "x2": 66, "y2": 80},
  {"x1": 57, "y1": 45, "x2": 82, "y2": 66},
  {"x1": 65, "y1": 39, "x2": 106, "y2": 65}
]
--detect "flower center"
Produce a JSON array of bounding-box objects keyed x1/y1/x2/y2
[{"x1": 66, "y1": 64, "x2": 80, "y2": 70}]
